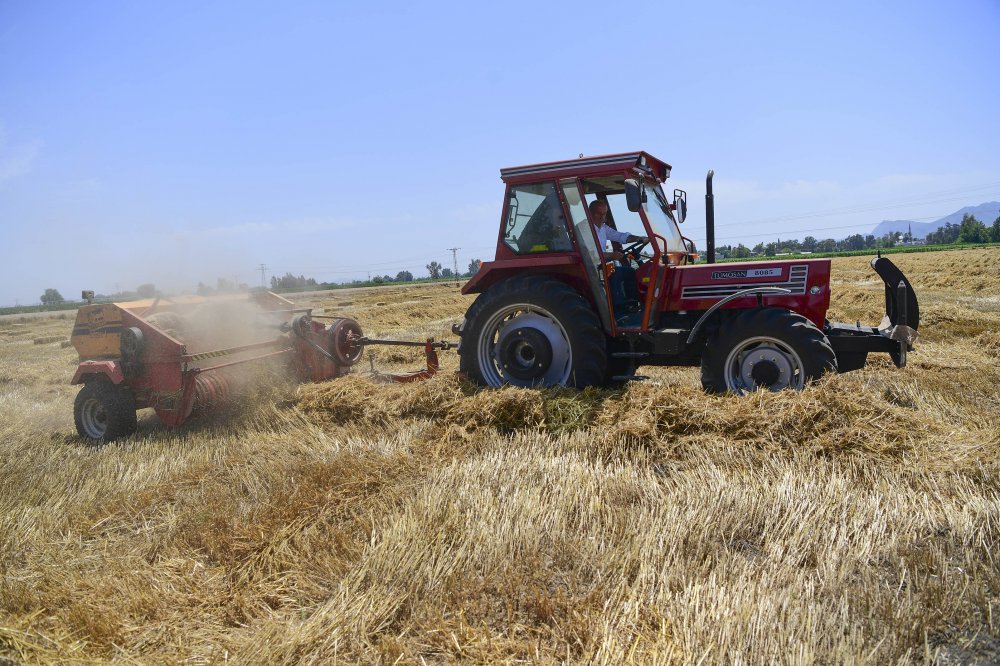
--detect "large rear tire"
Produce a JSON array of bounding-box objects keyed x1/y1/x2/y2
[
  {"x1": 701, "y1": 308, "x2": 837, "y2": 395},
  {"x1": 459, "y1": 276, "x2": 607, "y2": 388},
  {"x1": 74, "y1": 379, "x2": 137, "y2": 441}
]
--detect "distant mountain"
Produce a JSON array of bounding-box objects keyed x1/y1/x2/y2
[{"x1": 872, "y1": 202, "x2": 1000, "y2": 238}]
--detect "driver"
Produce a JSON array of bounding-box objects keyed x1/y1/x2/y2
[{"x1": 589, "y1": 200, "x2": 648, "y2": 316}]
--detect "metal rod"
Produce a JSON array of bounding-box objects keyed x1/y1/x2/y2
[
  {"x1": 192, "y1": 347, "x2": 295, "y2": 372},
  {"x1": 359, "y1": 337, "x2": 453, "y2": 350},
  {"x1": 183, "y1": 338, "x2": 286, "y2": 362}
]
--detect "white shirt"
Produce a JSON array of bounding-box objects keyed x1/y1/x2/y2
[{"x1": 594, "y1": 223, "x2": 631, "y2": 252}]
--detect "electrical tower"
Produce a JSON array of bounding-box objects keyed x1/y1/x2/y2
[
  {"x1": 447, "y1": 247, "x2": 460, "y2": 286},
  {"x1": 258, "y1": 264, "x2": 267, "y2": 289}
]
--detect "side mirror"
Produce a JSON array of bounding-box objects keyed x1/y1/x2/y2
[
  {"x1": 625, "y1": 179, "x2": 645, "y2": 212},
  {"x1": 673, "y1": 189, "x2": 688, "y2": 223}
]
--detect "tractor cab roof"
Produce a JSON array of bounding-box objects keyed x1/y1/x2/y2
[{"x1": 500, "y1": 151, "x2": 672, "y2": 185}]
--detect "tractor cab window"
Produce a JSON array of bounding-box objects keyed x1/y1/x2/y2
[
  {"x1": 641, "y1": 181, "x2": 686, "y2": 254},
  {"x1": 502, "y1": 181, "x2": 573, "y2": 255},
  {"x1": 581, "y1": 177, "x2": 685, "y2": 256}
]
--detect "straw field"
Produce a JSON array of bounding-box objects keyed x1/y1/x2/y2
[{"x1": 1, "y1": 248, "x2": 998, "y2": 664}]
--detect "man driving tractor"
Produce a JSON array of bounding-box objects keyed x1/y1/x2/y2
[{"x1": 588, "y1": 199, "x2": 648, "y2": 318}]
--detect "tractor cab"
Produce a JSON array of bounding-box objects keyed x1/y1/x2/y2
[{"x1": 464, "y1": 151, "x2": 693, "y2": 336}]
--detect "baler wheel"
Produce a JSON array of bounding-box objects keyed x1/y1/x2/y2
[
  {"x1": 459, "y1": 276, "x2": 606, "y2": 388},
  {"x1": 701, "y1": 308, "x2": 837, "y2": 395},
  {"x1": 74, "y1": 380, "x2": 137, "y2": 441}
]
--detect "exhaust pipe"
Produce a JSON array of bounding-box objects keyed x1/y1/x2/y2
[{"x1": 705, "y1": 170, "x2": 716, "y2": 264}]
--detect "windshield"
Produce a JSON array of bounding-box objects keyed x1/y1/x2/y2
[{"x1": 642, "y1": 181, "x2": 685, "y2": 254}]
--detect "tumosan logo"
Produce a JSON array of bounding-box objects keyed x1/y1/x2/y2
[{"x1": 711, "y1": 267, "x2": 782, "y2": 280}]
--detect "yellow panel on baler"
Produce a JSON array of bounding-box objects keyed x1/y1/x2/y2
[{"x1": 71, "y1": 304, "x2": 124, "y2": 360}]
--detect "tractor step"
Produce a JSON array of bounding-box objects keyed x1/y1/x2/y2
[
  {"x1": 611, "y1": 374, "x2": 649, "y2": 382},
  {"x1": 610, "y1": 351, "x2": 648, "y2": 358}
]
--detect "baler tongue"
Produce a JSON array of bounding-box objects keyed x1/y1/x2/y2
[{"x1": 359, "y1": 337, "x2": 455, "y2": 383}]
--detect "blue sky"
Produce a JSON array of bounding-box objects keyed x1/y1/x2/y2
[{"x1": 1, "y1": 0, "x2": 998, "y2": 304}]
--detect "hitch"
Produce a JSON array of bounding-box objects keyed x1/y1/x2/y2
[{"x1": 359, "y1": 337, "x2": 454, "y2": 383}]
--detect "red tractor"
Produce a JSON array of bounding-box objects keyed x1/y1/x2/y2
[{"x1": 455, "y1": 151, "x2": 918, "y2": 393}]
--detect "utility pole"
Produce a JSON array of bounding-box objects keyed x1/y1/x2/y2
[
  {"x1": 258, "y1": 264, "x2": 267, "y2": 289},
  {"x1": 447, "y1": 247, "x2": 460, "y2": 286}
]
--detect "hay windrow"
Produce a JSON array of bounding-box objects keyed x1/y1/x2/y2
[{"x1": 296, "y1": 372, "x2": 936, "y2": 460}]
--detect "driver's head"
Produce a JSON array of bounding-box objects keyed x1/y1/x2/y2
[{"x1": 589, "y1": 200, "x2": 608, "y2": 226}]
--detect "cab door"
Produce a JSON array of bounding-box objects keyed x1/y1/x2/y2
[{"x1": 558, "y1": 178, "x2": 614, "y2": 333}]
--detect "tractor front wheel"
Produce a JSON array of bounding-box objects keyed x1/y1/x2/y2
[
  {"x1": 459, "y1": 277, "x2": 607, "y2": 388},
  {"x1": 74, "y1": 379, "x2": 137, "y2": 441},
  {"x1": 701, "y1": 308, "x2": 837, "y2": 395}
]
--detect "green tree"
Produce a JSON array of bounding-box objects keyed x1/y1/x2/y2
[
  {"x1": 467, "y1": 259, "x2": 482, "y2": 275},
  {"x1": 991, "y1": 216, "x2": 1000, "y2": 243},
  {"x1": 802, "y1": 236, "x2": 817, "y2": 252},
  {"x1": 40, "y1": 288, "x2": 64, "y2": 305},
  {"x1": 395, "y1": 270, "x2": 414, "y2": 282},
  {"x1": 441, "y1": 267, "x2": 453, "y2": 278},
  {"x1": 731, "y1": 244, "x2": 751, "y2": 258},
  {"x1": 958, "y1": 213, "x2": 988, "y2": 243},
  {"x1": 426, "y1": 261, "x2": 442, "y2": 279},
  {"x1": 843, "y1": 234, "x2": 865, "y2": 251},
  {"x1": 927, "y1": 222, "x2": 960, "y2": 245},
  {"x1": 136, "y1": 283, "x2": 157, "y2": 298}
]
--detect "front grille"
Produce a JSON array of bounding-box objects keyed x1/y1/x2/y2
[{"x1": 681, "y1": 264, "x2": 809, "y2": 299}]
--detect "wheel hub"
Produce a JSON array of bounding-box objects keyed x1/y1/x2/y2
[
  {"x1": 484, "y1": 310, "x2": 572, "y2": 387},
  {"x1": 738, "y1": 346, "x2": 795, "y2": 391},
  {"x1": 81, "y1": 398, "x2": 108, "y2": 438},
  {"x1": 750, "y1": 360, "x2": 781, "y2": 386},
  {"x1": 497, "y1": 327, "x2": 553, "y2": 380}
]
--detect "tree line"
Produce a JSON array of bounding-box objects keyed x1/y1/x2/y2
[{"x1": 716, "y1": 213, "x2": 1000, "y2": 259}]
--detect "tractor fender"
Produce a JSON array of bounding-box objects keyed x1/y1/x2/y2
[
  {"x1": 685, "y1": 287, "x2": 792, "y2": 345},
  {"x1": 461, "y1": 256, "x2": 588, "y2": 296},
  {"x1": 454, "y1": 269, "x2": 601, "y2": 345},
  {"x1": 71, "y1": 360, "x2": 126, "y2": 385}
]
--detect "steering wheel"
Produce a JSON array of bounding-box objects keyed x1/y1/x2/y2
[{"x1": 620, "y1": 239, "x2": 651, "y2": 265}]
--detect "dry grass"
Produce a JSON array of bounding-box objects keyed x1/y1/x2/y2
[{"x1": 1, "y1": 249, "x2": 998, "y2": 664}]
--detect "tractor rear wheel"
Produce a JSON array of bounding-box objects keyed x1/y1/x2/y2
[
  {"x1": 701, "y1": 308, "x2": 837, "y2": 395},
  {"x1": 459, "y1": 276, "x2": 607, "y2": 388},
  {"x1": 74, "y1": 379, "x2": 137, "y2": 441}
]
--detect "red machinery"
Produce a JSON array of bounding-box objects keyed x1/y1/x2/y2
[
  {"x1": 455, "y1": 151, "x2": 919, "y2": 392},
  {"x1": 70, "y1": 291, "x2": 450, "y2": 440}
]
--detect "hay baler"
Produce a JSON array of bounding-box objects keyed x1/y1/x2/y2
[{"x1": 70, "y1": 291, "x2": 450, "y2": 440}]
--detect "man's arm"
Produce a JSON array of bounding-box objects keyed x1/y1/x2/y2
[{"x1": 605, "y1": 228, "x2": 649, "y2": 260}]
